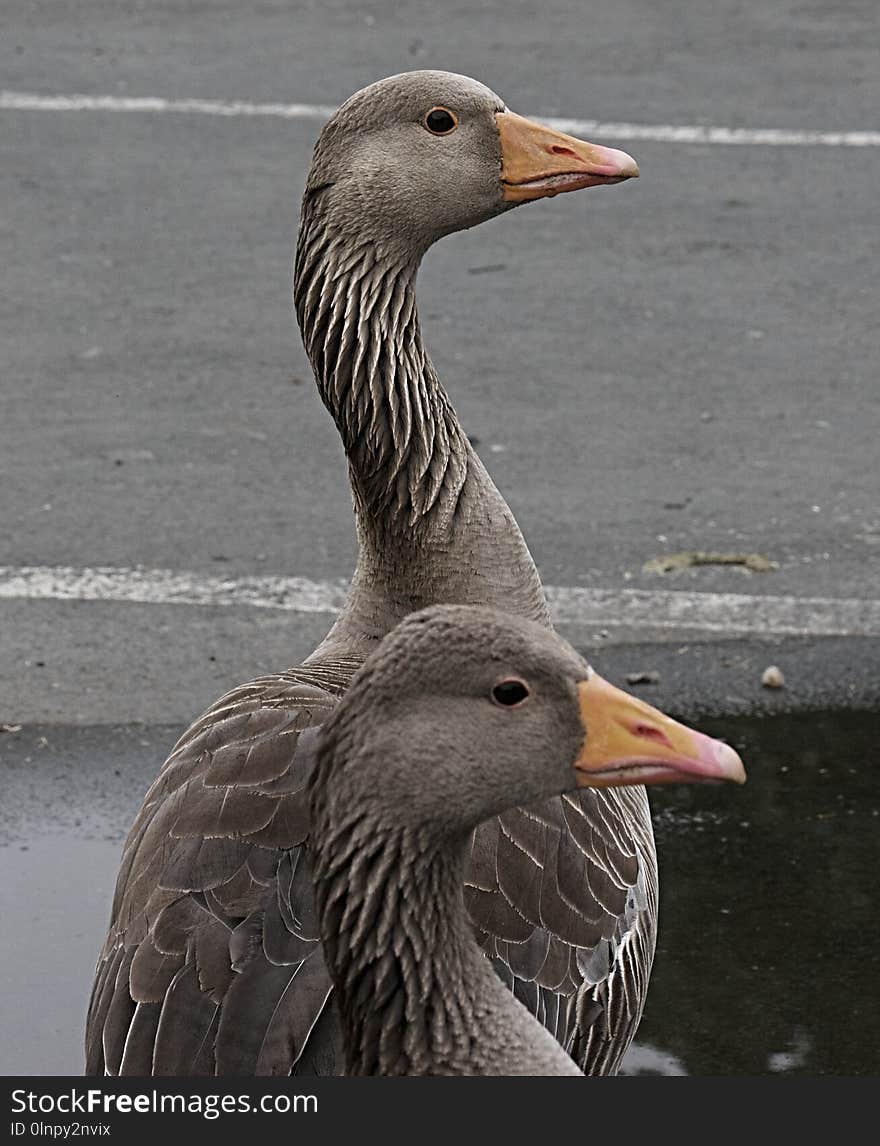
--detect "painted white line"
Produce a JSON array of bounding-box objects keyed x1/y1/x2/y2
[
  {"x1": 544, "y1": 584, "x2": 880, "y2": 637},
  {"x1": 0, "y1": 565, "x2": 350, "y2": 615},
  {"x1": 542, "y1": 118, "x2": 880, "y2": 148},
  {"x1": 0, "y1": 91, "x2": 336, "y2": 120},
  {"x1": 2, "y1": 91, "x2": 878, "y2": 148},
  {"x1": 1, "y1": 565, "x2": 878, "y2": 638}
]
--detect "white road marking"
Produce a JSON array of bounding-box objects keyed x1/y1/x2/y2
[
  {"x1": 0, "y1": 91, "x2": 337, "y2": 120},
  {"x1": 0, "y1": 565, "x2": 349, "y2": 615},
  {"x1": 2, "y1": 91, "x2": 878, "y2": 147},
  {"x1": 1, "y1": 565, "x2": 878, "y2": 638}
]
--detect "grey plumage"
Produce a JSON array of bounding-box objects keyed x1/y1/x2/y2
[{"x1": 85, "y1": 70, "x2": 652, "y2": 1076}]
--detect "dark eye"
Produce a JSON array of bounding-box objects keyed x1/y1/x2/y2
[
  {"x1": 491, "y1": 679, "x2": 530, "y2": 707},
  {"x1": 424, "y1": 106, "x2": 458, "y2": 135}
]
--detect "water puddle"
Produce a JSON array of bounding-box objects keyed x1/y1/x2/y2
[
  {"x1": 0, "y1": 834, "x2": 123, "y2": 1075},
  {"x1": 621, "y1": 709, "x2": 878, "y2": 1075},
  {"x1": 0, "y1": 711, "x2": 876, "y2": 1075}
]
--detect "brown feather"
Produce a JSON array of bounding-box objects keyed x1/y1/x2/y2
[
  {"x1": 160, "y1": 836, "x2": 252, "y2": 892},
  {"x1": 129, "y1": 935, "x2": 183, "y2": 1004},
  {"x1": 152, "y1": 964, "x2": 220, "y2": 1076},
  {"x1": 118, "y1": 1002, "x2": 162, "y2": 1075}
]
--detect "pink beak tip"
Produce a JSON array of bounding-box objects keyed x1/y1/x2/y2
[
  {"x1": 710, "y1": 737, "x2": 747, "y2": 784},
  {"x1": 595, "y1": 144, "x2": 640, "y2": 179}
]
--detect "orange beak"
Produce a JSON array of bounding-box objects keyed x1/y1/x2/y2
[
  {"x1": 574, "y1": 672, "x2": 746, "y2": 788},
  {"x1": 497, "y1": 110, "x2": 639, "y2": 203}
]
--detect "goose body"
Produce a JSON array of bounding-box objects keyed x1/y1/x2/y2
[
  {"x1": 85, "y1": 71, "x2": 657, "y2": 1075},
  {"x1": 311, "y1": 605, "x2": 745, "y2": 1076}
]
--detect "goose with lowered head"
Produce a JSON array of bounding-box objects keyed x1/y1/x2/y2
[{"x1": 85, "y1": 70, "x2": 653, "y2": 1076}]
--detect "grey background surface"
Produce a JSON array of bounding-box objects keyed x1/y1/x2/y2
[{"x1": 1, "y1": 0, "x2": 878, "y2": 1075}]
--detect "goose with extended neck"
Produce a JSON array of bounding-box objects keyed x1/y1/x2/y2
[{"x1": 86, "y1": 70, "x2": 654, "y2": 1076}]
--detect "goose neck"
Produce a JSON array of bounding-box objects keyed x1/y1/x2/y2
[
  {"x1": 311, "y1": 819, "x2": 494, "y2": 1075},
  {"x1": 295, "y1": 214, "x2": 550, "y2": 645},
  {"x1": 296, "y1": 224, "x2": 463, "y2": 523}
]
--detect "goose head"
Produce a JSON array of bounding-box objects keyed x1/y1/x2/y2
[
  {"x1": 314, "y1": 605, "x2": 745, "y2": 839},
  {"x1": 303, "y1": 70, "x2": 639, "y2": 253}
]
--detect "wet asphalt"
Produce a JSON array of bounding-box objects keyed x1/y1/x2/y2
[{"x1": 3, "y1": 708, "x2": 878, "y2": 1076}]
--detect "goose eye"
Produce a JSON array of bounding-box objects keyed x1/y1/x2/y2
[
  {"x1": 424, "y1": 107, "x2": 458, "y2": 135},
  {"x1": 491, "y1": 679, "x2": 530, "y2": 707}
]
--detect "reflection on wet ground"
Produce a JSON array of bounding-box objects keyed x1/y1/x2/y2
[
  {"x1": 621, "y1": 709, "x2": 879, "y2": 1076},
  {"x1": 0, "y1": 836, "x2": 120, "y2": 1075},
  {"x1": 1, "y1": 711, "x2": 877, "y2": 1075}
]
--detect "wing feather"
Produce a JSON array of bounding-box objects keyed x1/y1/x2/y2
[
  {"x1": 118, "y1": 1002, "x2": 162, "y2": 1075},
  {"x1": 151, "y1": 964, "x2": 220, "y2": 1076}
]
